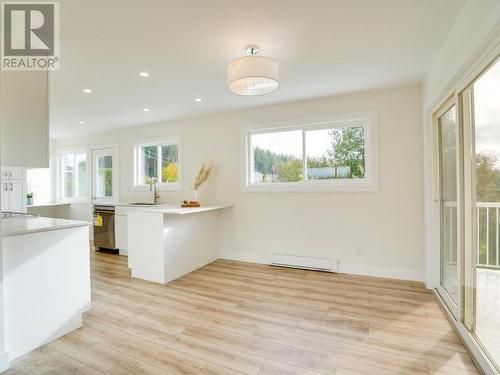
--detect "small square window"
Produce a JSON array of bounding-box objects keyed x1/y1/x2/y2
[{"x1": 133, "y1": 139, "x2": 181, "y2": 190}]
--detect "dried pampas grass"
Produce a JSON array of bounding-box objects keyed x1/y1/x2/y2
[{"x1": 194, "y1": 163, "x2": 212, "y2": 190}]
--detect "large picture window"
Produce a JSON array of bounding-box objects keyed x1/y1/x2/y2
[
  {"x1": 244, "y1": 113, "x2": 377, "y2": 191},
  {"x1": 133, "y1": 138, "x2": 181, "y2": 190}
]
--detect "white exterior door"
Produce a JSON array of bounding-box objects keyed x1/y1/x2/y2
[{"x1": 91, "y1": 148, "x2": 119, "y2": 204}]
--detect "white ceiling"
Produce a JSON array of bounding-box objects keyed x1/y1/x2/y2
[{"x1": 51, "y1": 0, "x2": 465, "y2": 138}]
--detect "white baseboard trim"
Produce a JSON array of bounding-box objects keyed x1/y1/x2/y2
[
  {"x1": 218, "y1": 251, "x2": 424, "y2": 282},
  {"x1": 119, "y1": 249, "x2": 128, "y2": 256},
  {"x1": 0, "y1": 351, "x2": 9, "y2": 372},
  {"x1": 219, "y1": 251, "x2": 270, "y2": 265},
  {"x1": 339, "y1": 264, "x2": 424, "y2": 282}
]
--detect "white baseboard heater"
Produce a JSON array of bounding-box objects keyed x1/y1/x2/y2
[{"x1": 270, "y1": 254, "x2": 339, "y2": 273}]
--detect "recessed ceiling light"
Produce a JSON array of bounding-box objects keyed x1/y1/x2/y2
[
  {"x1": 79, "y1": 121, "x2": 85, "y2": 125},
  {"x1": 82, "y1": 88, "x2": 92, "y2": 94},
  {"x1": 195, "y1": 97, "x2": 203, "y2": 102},
  {"x1": 139, "y1": 72, "x2": 149, "y2": 77},
  {"x1": 143, "y1": 108, "x2": 150, "y2": 112}
]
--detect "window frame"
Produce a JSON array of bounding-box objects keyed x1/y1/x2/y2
[
  {"x1": 130, "y1": 137, "x2": 182, "y2": 191},
  {"x1": 55, "y1": 148, "x2": 89, "y2": 202},
  {"x1": 241, "y1": 112, "x2": 378, "y2": 192}
]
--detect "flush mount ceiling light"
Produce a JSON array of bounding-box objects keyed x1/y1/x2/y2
[
  {"x1": 227, "y1": 45, "x2": 279, "y2": 96},
  {"x1": 143, "y1": 108, "x2": 150, "y2": 112},
  {"x1": 194, "y1": 97, "x2": 203, "y2": 102},
  {"x1": 139, "y1": 71, "x2": 149, "y2": 78},
  {"x1": 82, "y1": 88, "x2": 92, "y2": 94},
  {"x1": 79, "y1": 121, "x2": 85, "y2": 125}
]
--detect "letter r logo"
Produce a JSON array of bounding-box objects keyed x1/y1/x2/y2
[{"x1": 3, "y1": 3, "x2": 55, "y2": 56}]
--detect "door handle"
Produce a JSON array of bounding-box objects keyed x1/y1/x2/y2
[
  {"x1": 3, "y1": 183, "x2": 7, "y2": 191},
  {"x1": 9, "y1": 183, "x2": 13, "y2": 191}
]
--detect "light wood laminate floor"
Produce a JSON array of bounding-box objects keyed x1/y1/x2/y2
[{"x1": 8, "y1": 251, "x2": 479, "y2": 374}]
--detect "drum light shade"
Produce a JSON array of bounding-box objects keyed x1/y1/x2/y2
[{"x1": 227, "y1": 48, "x2": 279, "y2": 96}]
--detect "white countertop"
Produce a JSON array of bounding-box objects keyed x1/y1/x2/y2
[
  {"x1": 130, "y1": 205, "x2": 232, "y2": 215},
  {"x1": 0, "y1": 216, "x2": 90, "y2": 237},
  {"x1": 94, "y1": 202, "x2": 168, "y2": 207},
  {"x1": 27, "y1": 202, "x2": 70, "y2": 208}
]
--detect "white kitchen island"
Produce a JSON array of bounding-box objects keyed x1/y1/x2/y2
[
  {"x1": 0, "y1": 216, "x2": 91, "y2": 368},
  {"x1": 127, "y1": 205, "x2": 231, "y2": 284}
]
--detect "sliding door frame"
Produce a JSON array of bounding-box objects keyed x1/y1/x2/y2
[
  {"x1": 459, "y1": 56, "x2": 500, "y2": 373},
  {"x1": 460, "y1": 86, "x2": 476, "y2": 332},
  {"x1": 433, "y1": 95, "x2": 464, "y2": 318},
  {"x1": 428, "y1": 35, "x2": 500, "y2": 375}
]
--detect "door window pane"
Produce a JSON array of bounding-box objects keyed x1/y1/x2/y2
[
  {"x1": 306, "y1": 126, "x2": 365, "y2": 180},
  {"x1": 161, "y1": 145, "x2": 179, "y2": 183},
  {"x1": 251, "y1": 130, "x2": 303, "y2": 183},
  {"x1": 438, "y1": 105, "x2": 458, "y2": 302},
  {"x1": 473, "y1": 59, "x2": 500, "y2": 366},
  {"x1": 96, "y1": 155, "x2": 113, "y2": 198}
]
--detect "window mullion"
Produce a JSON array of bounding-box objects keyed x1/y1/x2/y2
[
  {"x1": 302, "y1": 129, "x2": 307, "y2": 182},
  {"x1": 74, "y1": 154, "x2": 79, "y2": 198},
  {"x1": 157, "y1": 145, "x2": 162, "y2": 182},
  {"x1": 135, "y1": 148, "x2": 138, "y2": 186},
  {"x1": 71, "y1": 153, "x2": 76, "y2": 199},
  {"x1": 60, "y1": 156, "x2": 64, "y2": 199},
  {"x1": 248, "y1": 135, "x2": 253, "y2": 185},
  {"x1": 138, "y1": 147, "x2": 144, "y2": 185}
]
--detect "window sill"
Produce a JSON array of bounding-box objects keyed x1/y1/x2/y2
[
  {"x1": 242, "y1": 180, "x2": 378, "y2": 193},
  {"x1": 129, "y1": 184, "x2": 182, "y2": 192}
]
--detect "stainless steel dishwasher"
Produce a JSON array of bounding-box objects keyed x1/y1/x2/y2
[{"x1": 93, "y1": 205, "x2": 117, "y2": 251}]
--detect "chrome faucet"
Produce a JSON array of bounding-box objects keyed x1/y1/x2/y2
[{"x1": 149, "y1": 177, "x2": 160, "y2": 204}]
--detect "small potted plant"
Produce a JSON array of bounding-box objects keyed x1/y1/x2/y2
[{"x1": 26, "y1": 191, "x2": 34, "y2": 206}]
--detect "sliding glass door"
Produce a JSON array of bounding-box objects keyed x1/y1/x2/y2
[
  {"x1": 433, "y1": 49, "x2": 500, "y2": 372},
  {"x1": 465, "y1": 58, "x2": 500, "y2": 368},
  {"x1": 436, "y1": 99, "x2": 460, "y2": 313}
]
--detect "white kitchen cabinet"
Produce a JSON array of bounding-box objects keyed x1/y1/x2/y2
[
  {"x1": 115, "y1": 214, "x2": 128, "y2": 252},
  {"x1": 1, "y1": 167, "x2": 27, "y2": 212},
  {"x1": 0, "y1": 70, "x2": 49, "y2": 168},
  {"x1": 2, "y1": 224, "x2": 90, "y2": 361},
  {"x1": 1, "y1": 167, "x2": 25, "y2": 180},
  {"x1": 1, "y1": 180, "x2": 26, "y2": 213}
]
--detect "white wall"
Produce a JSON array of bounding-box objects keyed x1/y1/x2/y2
[
  {"x1": 54, "y1": 84, "x2": 425, "y2": 281},
  {"x1": 423, "y1": 0, "x2": 500, "y2": 110},
  {"x1": 422, "y1": 0, "x2": 500, "y2": 287}
]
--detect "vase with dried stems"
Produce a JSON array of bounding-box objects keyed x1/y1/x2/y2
[{"x1": 189, "y1": 163, "x2": 212, "y2": 205}]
